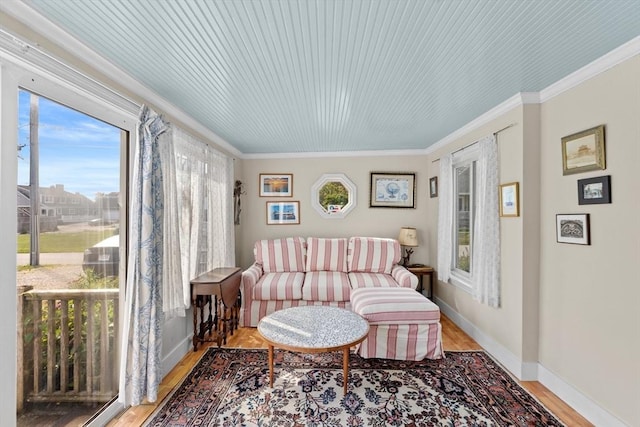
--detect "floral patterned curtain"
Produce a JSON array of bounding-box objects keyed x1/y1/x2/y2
[{"x1": 118, "y1": 105, "x2": 168, "y2": 406}]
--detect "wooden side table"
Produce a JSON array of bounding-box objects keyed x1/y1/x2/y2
[
  {"x1": 406, "y1": 265, "x2": 435, "y2": 299},
  {"x1": 190, "y1": 267, "x2": 242, "y2": 351}
]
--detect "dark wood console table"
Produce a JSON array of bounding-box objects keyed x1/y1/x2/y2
[
  {"x1": 406, "y1": 265, "x2": 435, "y2": 299},
  {"x1": 190, "y1": 267, "x2": 242, "y2": 351}
]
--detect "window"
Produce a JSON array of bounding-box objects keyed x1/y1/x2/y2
[
  {"x1": 449, "y1": 146, "x2": 479, "y2": 290},
  {"x1": 437, "y1": 135, "x2": 500, "y2": 306}
]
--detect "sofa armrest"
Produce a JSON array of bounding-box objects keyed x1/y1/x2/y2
[
  {"x1": 240, "y1": 263, "x2": 263, "y2": 326},
  {"x1": 241, "y1": 263, "x2": 263, "y2": 296},
  {"x1": 391, "y1": 265, "x2": 419, "y2": 289}
]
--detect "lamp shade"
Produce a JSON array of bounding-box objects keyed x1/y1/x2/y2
[{"x1": 398, "y1": 227, "x2": 418, "y2": 247}]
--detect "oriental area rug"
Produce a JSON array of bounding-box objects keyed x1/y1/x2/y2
[{"x1": 146, "y1": 348, "x2": 564, "y2": 426}]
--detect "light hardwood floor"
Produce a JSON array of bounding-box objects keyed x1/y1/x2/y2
[{"x1": 108, "y1": 315, "x2": 592, "y2": 426}]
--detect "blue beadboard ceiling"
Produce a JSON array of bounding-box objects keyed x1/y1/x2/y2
[{"x1": 19, "y1": 0, "x2": 640, "y2": 155}]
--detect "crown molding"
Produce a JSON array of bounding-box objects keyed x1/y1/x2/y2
[
  {"x1": 540, "y1": 35, "x2": 640, "y2": 103},
  {"x1": 424, "y1": 92, "x2": 537, "y2": 156},
  {"x1": 242, "y1": 148, "x2": 428, "y2": 160}
]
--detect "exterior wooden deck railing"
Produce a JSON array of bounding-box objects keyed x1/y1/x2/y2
[{"x1": 17, "y1": 287, "x2": 119, "y2": 411}]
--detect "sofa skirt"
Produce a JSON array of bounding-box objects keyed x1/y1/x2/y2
[{"x1": 355, "y1": 323, "x2": 444, "y2": 360}]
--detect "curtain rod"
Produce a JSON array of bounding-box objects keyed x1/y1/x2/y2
[{"x1": 431, "y1": 122, "x2": 517, "y2": 163}]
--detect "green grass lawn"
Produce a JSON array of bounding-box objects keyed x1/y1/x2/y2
[{"x1": 16, "y1": 230, "x2": 116, "y2": 253}]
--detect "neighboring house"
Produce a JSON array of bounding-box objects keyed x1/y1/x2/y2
[
  {"x1": 95, "y1": 192, "x2": 120, "y2": 223},
  {"x1": 16, "y1": 185, "x2": 57, "y2": 233},
  {"x1": 38, "y1": 184, "x2": 97, "y2": 224}
]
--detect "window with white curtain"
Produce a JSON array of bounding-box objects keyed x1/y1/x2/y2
[
  {"x1": 450, "y1": 146, "x2": 479, "y2": 291},
  {"x1": 167, "y1": 128, "x2": 234, "y2": 314},
  {"x1": 437, "y1": 135, "x2": 500, "y2": 307}
]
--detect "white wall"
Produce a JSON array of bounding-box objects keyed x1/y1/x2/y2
[
  {"x1": 426, "y1": 55, "x2": 640, "y2": 426},
  {"x1": 238, "y1": 155, "x2": 432, "y2": 268},
  {"x1": 538, "y1": 55, "x2": 640, "y2": 426}
]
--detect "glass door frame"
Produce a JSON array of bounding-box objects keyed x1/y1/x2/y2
[{"x1": 1, "y1": 54, "x2": 137, "y2": 425}]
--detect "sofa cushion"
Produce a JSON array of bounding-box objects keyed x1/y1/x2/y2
[
  {"x1": 305, "y1": 237, "x2": 348, "y2": 272},
  {"x1": 253, "y1": 272, "x2": 304, "y2": 300},
  {"x1": 254, "y1": 237, "x2": 306, "y2": 273},
  {"x1": 302, "y1": 271, "x2": 351, "y2": 302},
  {"x1": 347, "y1": 237, "x2": 401, "y2": 274},
  {"x1": 351, "y1": 287, "x2": 440, "y2": 325},
  {"x1": 348, "y1": 272, "x2": 399, "y2": 289}
]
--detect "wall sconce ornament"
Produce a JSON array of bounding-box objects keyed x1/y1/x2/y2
[{"x1": 233, "y1": 180, "x2": 245, "y2": 225}]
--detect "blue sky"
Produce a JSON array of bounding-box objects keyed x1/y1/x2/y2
[{"x1": 17, "y1": 90, "x2": 121, "y2": 200}]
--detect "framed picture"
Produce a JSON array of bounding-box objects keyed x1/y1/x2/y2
[
  {"x1": 578, "y1": 175, "x2": 611, "y2": 205},
  {"x1": 259, "y1": 173, "x2": 293, "y2": 197},
  {"x1": 561, "y1": 125, "x2": 606, "y2": 175},
  {"x1": 556, "y1": 214, "x2": 590, "y2": 245},
  {"x1": 369, "y1": 172, "x2": 416, "y2": 208},
  {"x1": 429, "y1": 176, "x2": 438, "y2": 198},
  {"x1": 499, "y1": 182, "x2": 520, "y2": 217},
  {"x1": 266, "y1": 201, "x2": 300, "y2": 225}
]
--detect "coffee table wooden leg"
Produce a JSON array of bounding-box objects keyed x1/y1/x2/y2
[
  {"x1": 268, "y1": 345, "x2": 274, "y2": 387},
  {"x1": 343, "y1": 348, "x2": 349, "y2": 394}
]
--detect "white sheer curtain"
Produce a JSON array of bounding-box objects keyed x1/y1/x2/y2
[
  {"x1": 172, "y1": 129, "x2": 235, "y2": 309},
  {"x1": 160, "y1": 128, "x2": 185, "y2": 318},
  {"x1": 472, "y1": 134, "x2": 500, "y2": 307},
  {"x1": 437, "y1": 154, "x2": 453, "y2": 282}
]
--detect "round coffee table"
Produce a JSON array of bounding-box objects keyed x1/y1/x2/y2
[{"x1": 257, "y1": 306, "x2": 369, "y2": 394}]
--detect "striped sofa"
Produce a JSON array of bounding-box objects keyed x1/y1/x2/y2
[{"x1": 240, "y1": 236, "x2": 418, "y2": 327}]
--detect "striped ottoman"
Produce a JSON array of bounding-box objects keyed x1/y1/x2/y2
[{"x1": 350, "y1": 287, "x2": 444, "y2": 360}]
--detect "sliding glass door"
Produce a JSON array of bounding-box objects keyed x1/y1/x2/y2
[{"x1": 16, "y1": 89, "x2": 126, "y2": 426}]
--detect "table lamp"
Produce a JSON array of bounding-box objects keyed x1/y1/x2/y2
[{"x1": 398, "y1": 226, "x2": 418, "y2": 266}]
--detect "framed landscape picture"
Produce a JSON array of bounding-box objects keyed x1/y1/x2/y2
[
  {"x1": 266, "y1": 201, "x2": 300, "y2": 225},
  {"x1": 259, "y1": 173, "x2": 293, "y2": 197},
  {"x1": 577, "y1": 175, "x2": 611, "y2": 205},
  {"x1": 561, "y1": 125, "x2": 606, "y2": 175},
  {"x1": 556, "y1": 214, "x2": 590, "y2": 245},
  {"x1": 369, "y1": 172, "x2": 416, "y2": 208},
  {"x1": 499, "y1": 182, "x2": 519, "y2": 217}
]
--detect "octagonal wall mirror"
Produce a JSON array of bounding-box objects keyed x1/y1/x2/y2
[{"x1": 311, "y1": 173, "x2": 357, "y2": 219}]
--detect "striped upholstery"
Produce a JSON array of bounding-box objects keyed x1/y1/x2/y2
[
  {"x1": 254, "y1": 237, "x2": 306, "y2": 273},
  {"x1": 348, "y1": 237, "x2": 401, "y2": 274},
  {"x1": 252, "y1": 272, "x2": 304, "y2": 301},
  {"x1": 240, "y1": 237, "x2": 421, "y2": 328},
  {"x1": 391, "y1": 265, "x2": 419, "y2": 289},
  {"x1": 240, "y1": 299, "x2": 350, "y2": 327},
  {"x1": 302, "y1": 271, "x2": 351, "y2": 302},
  {"x1": 348, "y1": 272, "x2": 399, "y2": 289},
  {"x1": 351, "y1": 287, "x2": 440, "y2": 324},
  {"x1": 356, "y1": 324, "x2": 444, "y2": 360},
  {"x1": 351, "y1": 287, "x2": 444, "y2": 360},
  {"x1": 305, "y1": 238, "x2": 348, "y2": 272}
]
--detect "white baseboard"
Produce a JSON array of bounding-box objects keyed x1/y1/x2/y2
[
  {"x1": 538, "y1": 365, "x2": 628, "y2": 427},
  {"x1": 161, "y1": 334, "x2": 192, "y2": 378},
  {"x1": 434, "y1": 297, "x2": 627, "y2": 427}
]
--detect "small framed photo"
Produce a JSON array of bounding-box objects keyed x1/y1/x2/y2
[
  {"x1": 370, "y1": 172, "x2": 416, "y2": 208},
  {"x1": 556, "y1": 214, "x2": 590, "y2": 245},
  {"x1": 259, "y1": 174, "x2": 293, "y2": 197},
  {"x1": 429, "y1": 176, "x2": 438, "y2": 198},
  {"x1": 578, "y1": 175, "x2": 611, "y2": 205},
  {"x1": 499, "y1": 182, "x2": 520, "y2": 217},
  {"x1": 266, "y1": 201, "x2": 300, "y2": 225},
  {"x1": 561, "y1": 125, "x2": 606, "y2": 175}
]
